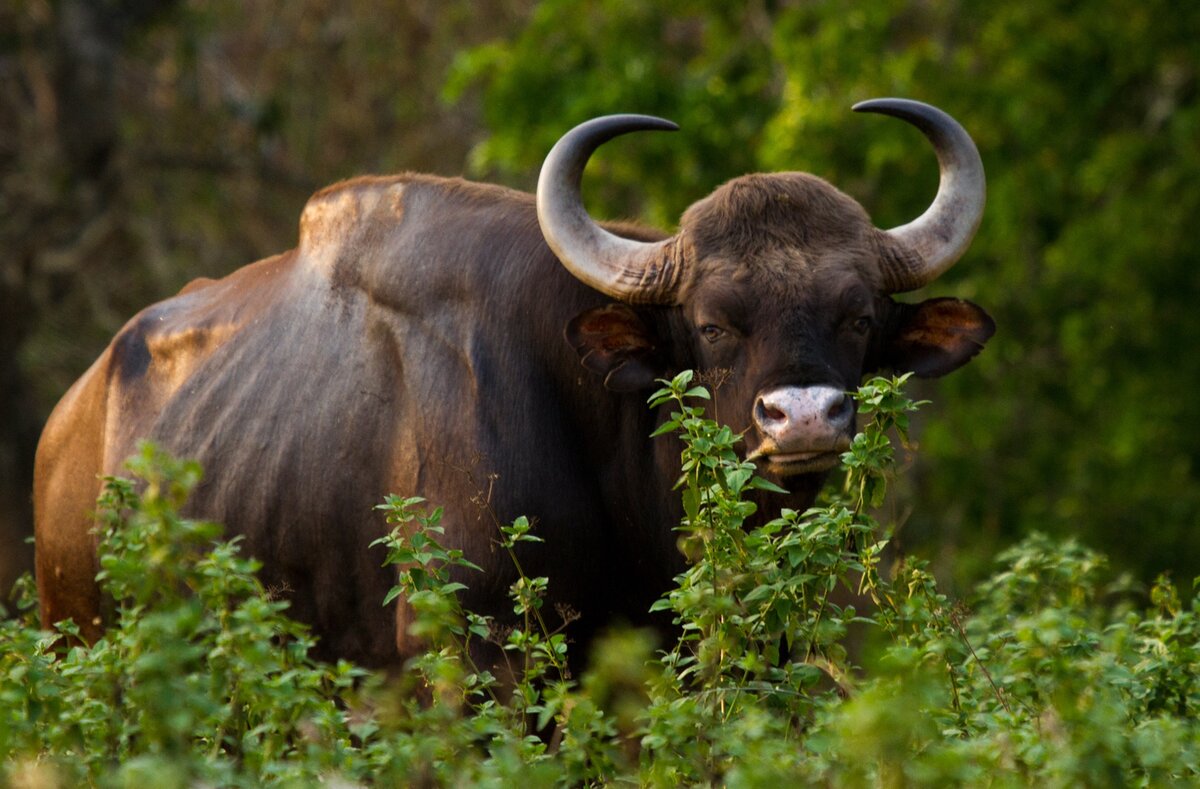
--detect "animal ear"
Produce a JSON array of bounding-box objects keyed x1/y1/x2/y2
[
  {"x1": 565, "y1": 304, "x2": 664, "y2": 392},
  {"x1": 880, "y1": 297, "x2": 995, "y2": 378}
]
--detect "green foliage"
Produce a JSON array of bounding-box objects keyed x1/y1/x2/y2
[
  {"x1": 446, "y1": 0, "x2": 780, "y2": 225},
  {"x1": 0, "y1": 443, "x2": 365, "y2": 786},
  {"x1": 4, "y1": 381, "x2": 1200, "y2": 785},
  {"x1": 452, "y1": 0, "x2": 1200, "y2": 585}
]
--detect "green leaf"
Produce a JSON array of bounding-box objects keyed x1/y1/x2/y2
[
  {"x1": 651, "y1": 419, "x2": 681, "y2": 437},
  {"x1": 682, "y1": 486, "x2": 701, "y2": 523},
  {"x1": 748, "y1": 476, "x2": 789, "y2": 495}
]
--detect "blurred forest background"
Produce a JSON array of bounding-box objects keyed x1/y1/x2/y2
[{"x1": 2, "y1": 0, "x2": 1197, "y2": 597}]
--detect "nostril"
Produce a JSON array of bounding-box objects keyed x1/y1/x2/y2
[
  {"x1": 754, "y1": 397, "x2": 787, "y2": 425},
  {"x1": 827, "y1": 394, "x2": 852, "y2": 423}
]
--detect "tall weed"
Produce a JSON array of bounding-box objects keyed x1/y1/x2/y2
[{"x1": 2, "y1": 375, "x2": 1198, "y2": 786}]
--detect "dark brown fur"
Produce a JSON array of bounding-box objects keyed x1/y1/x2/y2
[{"x1": 35, "y1": 170, "x2": 993, "y2": 668}]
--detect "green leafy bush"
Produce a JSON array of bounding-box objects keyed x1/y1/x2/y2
[
  {"x1": 3, "y1": 376, "x2": 1198, "y2": 786},
  {"x1": 0, "y1": 445, "x2": 366, "y2": 787}
]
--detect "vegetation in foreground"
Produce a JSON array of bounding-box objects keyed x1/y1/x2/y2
[{"x1": 2, "y1": 375, "x2": 1198, "y2": 787}]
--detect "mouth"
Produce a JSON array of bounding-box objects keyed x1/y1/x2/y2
[{"x1": 745, "y1": 447, "x2": 846, "y2": 476}]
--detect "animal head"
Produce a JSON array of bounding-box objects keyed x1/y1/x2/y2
[{"x1": 539, "y1": 100, "x2": 994, "y2": 478}]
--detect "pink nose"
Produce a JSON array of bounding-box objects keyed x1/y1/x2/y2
[{"x1": 753, "y1": 385, "x2": 853, "y2": 451}]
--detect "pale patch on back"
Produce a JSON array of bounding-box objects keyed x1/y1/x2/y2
[
  {"x1": 298, "y1": 177, "x2": 408, "y2": 276},
  {"x1": 145, "y1": 322, "x2": 239, "y2": 399},
  {"x1": 101, "y1": 298, "x2": 248, "y2": 474}
]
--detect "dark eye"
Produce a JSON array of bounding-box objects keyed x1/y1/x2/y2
[
  {"x1": 700, "y1": 324, "x2": 726, "y2": 344},
  {"x1": 851, "y1": 316, "x2": 873, "y2": 335}
]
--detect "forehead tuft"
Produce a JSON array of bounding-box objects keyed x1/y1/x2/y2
[
  {"x1": 682, "y1": 172, "x2": 877, "y2": 265},
  {"x1": 677, "y1": 173, "x2": 886, "y2": 297}
]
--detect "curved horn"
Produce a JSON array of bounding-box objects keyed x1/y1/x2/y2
[
  {"x1": 853, "y1": 98, "x2": 986, "y2": 293},
  {"x1": 537, "y1": 114, "x2": 682, "y2": 304}
]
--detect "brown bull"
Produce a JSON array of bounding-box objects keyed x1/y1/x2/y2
[{"x1": 34, "y1": 99, "x2": 993, "y2": 666}]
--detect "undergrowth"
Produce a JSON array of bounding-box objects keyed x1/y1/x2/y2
[{"x1": 2, "y1": 373, "x2": 1198, "y2": 786}]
